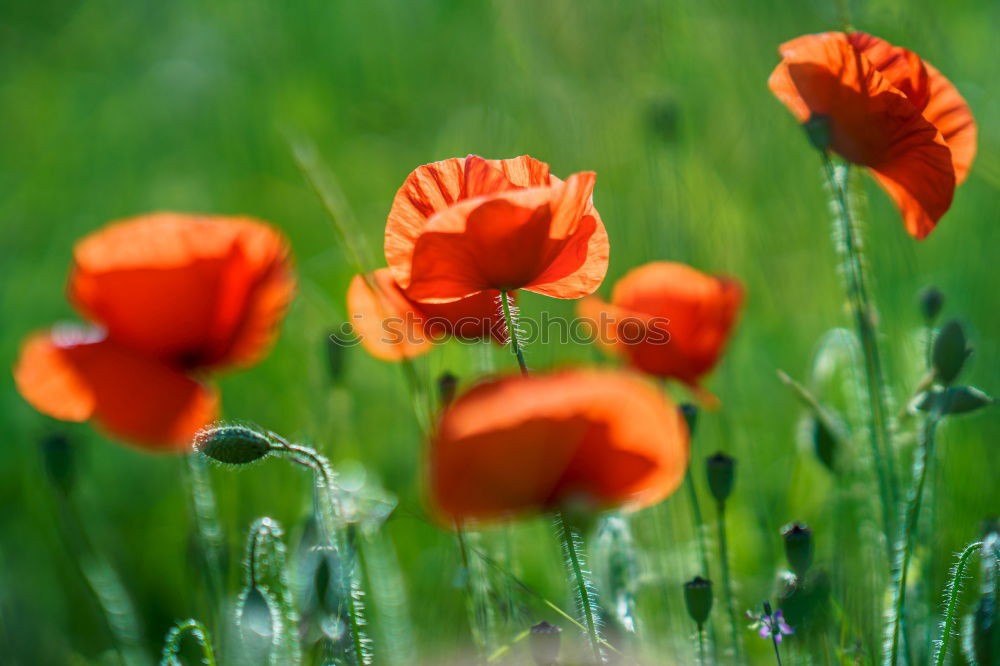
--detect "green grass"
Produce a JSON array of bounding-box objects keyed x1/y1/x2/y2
[{"x1": 1, "y1": 0, "x2": 997, "y2": 663}]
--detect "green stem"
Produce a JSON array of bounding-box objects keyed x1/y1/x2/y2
[
  {"x1": 886, "y1": 414, "x2": 939, "y2": 665},
  {"x1": 716, "y1": 503, "x2": 742, "y2": 662},
  {"x1": 933, "y1": 541, "x2": 984, "y2": 666},
  {"x1": 555, "y1": 512, "x2": 603, "y2": 663},
  {"x1": 161, "y1": 619, "x2": 217, "y2": 666},
  {"x1": 686, "y1": 472, "x2": 711, "y2": 578},
  {"x1": 697, "y1": 626, "x2": 708, "y2": 665},
  {"x1": 183, "y1": 455, "x2": 226, "y2": 630},
  {"x1": 499, "y1": 290, "x2": 528, "y2": 375},
  {"x1": 823, "y1": 156, "x2": 898, "y2": 552}
]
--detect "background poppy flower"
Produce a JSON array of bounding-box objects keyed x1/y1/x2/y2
[
  {"x1": 768, "y1": 32, "x2": 976, "y2": 239},
  {"x1": 384, "y1": 155, "x2": 609, "y2": 303},
  {"x1": 13, "y1": 213, "x2": 295, "y2": 451},
  {"x1": 347, "y1": 267, "x2": 510, "y2": 361},
  {"x1": 429, "y1": 369, "x2": 690, "y2": 524},
  {"x1": 579, "y1": 262, "x2": 743, "y2": 396}
]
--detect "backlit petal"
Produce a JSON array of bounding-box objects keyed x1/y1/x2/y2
[{"x1": 347, "y1": 270, "x2": 432, "y2": 361}]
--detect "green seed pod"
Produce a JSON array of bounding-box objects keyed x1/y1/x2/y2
[
  {"x1": 706, "y1": 452, "x2": 735, "y2": 505},
  {"x1": 933, "y1": 319, "x2": 970, "y2": 386},
  {"x1": 782, "y1": 522, "x2": 814, "y2": 579},
  {"x1": 194, "y1": 424, "x2": 273, "y2": 465},
  {"x1": 919, "y1": 286, "x2": 944, "y2": 324},
  {"x1": 803, "y1": 114, "x2": 831, "y2": 152},
  {"x1": 529, "y1": 620, "x2": 562, "y2": 665},
  {"x1": 680, "y1": 403, "x2": 698, "y2": 438},
  {"x1": 684, "y1": 576, "x2": 713, "y2": 628},
  {"x1": 438, "y1": 371, "x2": 458, "y2": 408}
]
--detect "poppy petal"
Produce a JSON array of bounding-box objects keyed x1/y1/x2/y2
[
  {"x1": 69, "y1": 213, "x2": 294, "y2": 370},
  {"x1": 847, "y1": 32, "x2": 930, "y2": 111},
  {"x1": 347, "y1": 270, "x2": 432, "y2": 361},
  {"x1": 13, "y1": 330, "x2": 218, "y2": 451},
  {"x1": 921, "y1": 61, "x2": 976, "y2": 184},
  {"x1": 429, "y1": 370, "x2": 689, "y2": 524}
]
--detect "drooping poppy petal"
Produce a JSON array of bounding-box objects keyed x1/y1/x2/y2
[
  {"x1": 347, "y1": 270, "x2": 433, "y2": 361},
  {"x1": 429, "y1": 370, "x2": 689, "y2": 524},
  {"x1": 769, "y1": 32, "x2": 972, "y2": 239},
  {"x1": 403, "y1": 173, "x2": 607, "y2": 303},
  {"x1": 580, "y1": 262, "x2": 743, "y2": 390},
  {"x1": 13, "y1": 329, "x2": 218, "y2": 451},
  {"x1": 69, "y1": 213, "x2": 295, "y2": 370}
]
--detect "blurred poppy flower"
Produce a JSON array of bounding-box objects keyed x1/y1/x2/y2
[
  {"x1": 769, "y1": 32, "x2": 976, "y2": 239},
  {"x1": 384, "y1": 155, "x2": 608, "y2": 303},
  {"x1": 346, "y1": 267, "x2": 510, "y2": 361},
  {"x1": 579, "y1": 262, "x2": 743, "y2": 397},
  {"x1": 429, "y1": 369, "x2": 689, "y2": 524},
  {"x1": 13, "y1": 213, "x2": 295, "y2": 452}
]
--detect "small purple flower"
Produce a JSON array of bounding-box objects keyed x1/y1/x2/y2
[{"x1": 746, "y1": 608, "x2": 794, "y2": 643}]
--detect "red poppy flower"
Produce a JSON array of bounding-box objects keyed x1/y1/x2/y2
[
  {"x1": 429, "y1": 369, "x2": 690, "y2": 524},
  {"x1": 769, "y1": 32, "x2": 976, "y2": 239},
  {"x1": 346, "y1": 267, "x2": 510, "y2": 361},
  {"x1": 13, "y1": 213, "x2": 295, "y2": 452},
  {"x1": 579, "y1": 262, "x2": 743, "y2": 395},
  {"x1": 384, "y1": 155, "x2": 609, "y2": 303}
]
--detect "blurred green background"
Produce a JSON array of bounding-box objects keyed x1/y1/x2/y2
[{"x1": 1, "y1": 0, "x2": 996, "y2": 663}]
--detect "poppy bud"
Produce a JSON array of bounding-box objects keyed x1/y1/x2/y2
[
  {"x1": 438, "y1": 371, "x2": 459, "y2": 407},
  {"x1": 194, "y1": 424, "x2": 273, "y2": 465},
  {"x1": 326, "y1": 328, "x2": 354, "y2": 382},
  {"x1": 706, "y1": 452, "x2": 735, "y2": 505},
  {"x1": 919, "y1": 287, "x2": 944, "y2": 324},
  {"x1": 782, "y1": 522, "x2": 814, "y2": 579},
  {"x1": 803, "y1": 114, "x2": 831, "y2": 152},
  {"x1": 684, "y1": 576, "x2": 713, "y2": 628},
  {"x1": 40, "y1": 432, "x2": 74, "y2": 495},
  {"x1": 529, "y1": 620, "x2": 562, "y2": 665},
  {"x1": 811, "y1": 417, "x2": 837, "y2": 472},
  {"x1": 932, "y1": 320, "x2": 970, "y2": 386},
  {"x1": 680, "y1": 403, "x2": 698, "y2": 438}
]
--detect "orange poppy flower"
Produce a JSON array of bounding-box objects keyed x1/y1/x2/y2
[
  {"x1": 579, "y1": 262, "x2": 743, "y2": 394},
  {"x1": 769, "y1": 32, "x2": 976, "y2": 239},
  {"x1": 346, "y1": 267, "x2": 510, "y2": 361},
  {"x1": 429, "y1": 369, "x2": 690, "y2": 524},
  {"x1": 384, "y1": 155, "x2": 609, "y2": 303},
  {"x1": 13, "y1": 213, "x2": 295, "y2": 452}
]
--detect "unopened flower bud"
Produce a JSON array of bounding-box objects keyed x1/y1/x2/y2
[
  {"x1": 684, "y1": 576, "x2": 713, "y2": 628},
  {"x1": 680, "y1": 403, "x2": 698, "y2": 438},
  {"x1": 438, "y1": 371, "x2": 459, "y2": 407},
  {"x1": 194, "y1": 424, "x2": 273, "y2": 465},
  {"x1": 706, "y1": 452, "x2": 736, "y2": 505},
  {"x1": 803, "y1": 114, "x2": 831, "y2": 152},
  {"x1": 919, "y1": 287, "x2": 944, "y2": 324},
  {"x1": 529, "y1": 620, "x2": 562, "y2": 665},
  {"x1": 782, "y1": 522, "x2": 814, "y2": 579},
  {"x1": 326, "y1": 329, "x2": 354, "y2": 383},
  {"x1": 932, "y1": 319, "x2": 970, "y2": 386}
]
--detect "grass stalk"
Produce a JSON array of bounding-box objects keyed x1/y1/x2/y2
[
  {"x1": 822, "y1": 155, "x2": 898, "y2": 553},
  {"x1": 555, "y1": 512, "x2": 604, "y2": 664},
  {"x1": 934, "y1": 541, "x2": 984, "y2": 666},
  {"x1": 182, "y1": 455, "x2": 226, "y2": 629}
]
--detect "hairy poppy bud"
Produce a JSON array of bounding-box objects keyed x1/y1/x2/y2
[
  {"x1": 194, "y1": 424, "x2": 273, "y2": 465},
  {"x1": 919, "y1": 287, "x2": 944, "y2": 324},
  {"x1": 438, "y1": 371, "x2": 459, "y2": 407},
  {"x1": 706, "y1": 452, "x2": 735, "y2": 505},
  {"x1": 803, "y1": 114, "x2": 831, "y2": 152},
  {"x1": 529, "y1": 620, "x2": 562, "y2": 665},
  {"x1": 782, "y1": 522, "x2": 814, "y2": 579},
  {"x1": 932, "y1": 320, "x2": 970, "y2": 386},
  {"x1": 680, "y1": 403, "x2": 698, "y2": 438},
  {"x1": 684, "y1": 576, "x2": 713, "y2": 628}
]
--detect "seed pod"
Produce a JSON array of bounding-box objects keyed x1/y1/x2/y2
[
  {"x1": 194, "y1": 424, "x2": 273, "y2": 465},
  {"x1": 933, "y1": 319, "x2": 969, "y2": 386},
  {"x1": 684, "y1": 576, "x2": 713, "y2": 628},
  {"x1": 529, "y1": 621, "x2": 562, "y2": 665},
  {"x1": 40, "y1": 432, "x2": 74, "y2": 495},
  {"x1": 679, "y1": 403, "x2": 698, "y2": 438},
  {"x1": 706, "y1": 452, "x2": 735, "y2": 505},
  {"x1": 919, "y1": 286, "x2": 944, "y2": 324},
  {"x1": 782, "y1": 522, "x2": 814, "y2": 579}
]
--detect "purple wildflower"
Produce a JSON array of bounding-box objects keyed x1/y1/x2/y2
[{"x1": 746, "y1": 608, "x2": 794, "y2": 643}]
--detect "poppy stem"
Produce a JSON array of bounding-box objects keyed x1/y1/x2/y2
[
  {"x1": 716, "y1": 502, "x2": 742, "y2": 663},
  {"x1": 499, "y1": 290, "x2": 528, "y2": 375},
  {"x1": 555, "y1": 512, "x2": 604, "y2": 663},
  {"x1": 886, "y1": 412, "x2": 940, "y2": 666},
  {"x1": 933, "y1": 540, "x2": 985, "y2": 666},
  {"x1": 822, "y1": 156, "x2": 898, "y2": 555}
]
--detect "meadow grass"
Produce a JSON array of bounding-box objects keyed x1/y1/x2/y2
[{"x1": 1, "y1": 0, "x2": 997, "y2": 663}]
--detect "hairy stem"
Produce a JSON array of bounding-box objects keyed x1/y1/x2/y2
[
  {"x1": 823, "y1": 156, "x2": 898, "y2": 553},
  {"x1": 886, "y1": 414, "x2": 939, "y2": 665},
  {"x1": 934, "y1": 541, "x2": 984, "y2": 666},
  {"x1": 499, "y1": 290, "x2": 528, "y2": 375},
  {"x1": 161, "y1": 618, "x2": 216, "y2": 666},
  {"x1": 555, "y1": 512, "x2": 603, "y2": 663}
]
